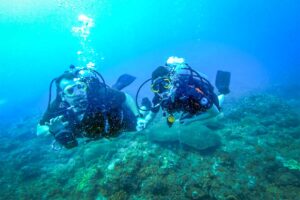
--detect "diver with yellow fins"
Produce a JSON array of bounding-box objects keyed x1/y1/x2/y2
[{"x1": 135, "y1": 56, "x2": 231, "y2": 130}]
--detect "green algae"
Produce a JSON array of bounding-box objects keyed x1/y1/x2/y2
[{"x1": 283, "y1": 159, "x2": 300, "y2": 171}]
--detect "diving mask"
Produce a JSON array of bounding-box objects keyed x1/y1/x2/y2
[
  {"x1": 151, "y1": 77, "x2": 172, "y2": 93},
  {"x1": 63, "y1": 81, "x2": 87, "y2": 97}
]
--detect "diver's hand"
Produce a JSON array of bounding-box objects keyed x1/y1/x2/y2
[
  {"x1": 136, "y1": 118, "x2": 147, "y2": 131},
  {"x1": 46, "y1": 115, "x2": 69, "y2": 134},
  {"x1": 36, "y1": 124, "x2": 50, "y2": 136}
]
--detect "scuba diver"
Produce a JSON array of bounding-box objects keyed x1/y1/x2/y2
[
  {"x1": 136, "y1": 56, "x2": 231, "y2": 130},
  {"x1": 36, "y1": 65, "x2": 139, "y2": 149}
]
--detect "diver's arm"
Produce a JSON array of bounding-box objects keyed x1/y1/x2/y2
[
  {"x1": 36, "y1": 115, "x2": 69, "y2": 136},
  {"x1": 124, "y1": 93, "x2": 139, "y2": 117},
  {"x1": 136, "y1": 94, "x2": 161, "y2": 131},
  {"x1": 136, "y1": 111, "x2": 157, "y2": 131},
  {"x1": 218, "y1": 94, "x2": 225, "y2": 107},
  {"x1": 123, "y1": 92, "x2": 158, "y2": 131},
  {"x1": 144, "y1": 110, "x2": 157, "y2": 124},
  {"x1": 36, "y1": 123, "x2": 51, "y2": 136}
]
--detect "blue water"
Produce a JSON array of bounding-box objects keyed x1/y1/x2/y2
[
  {"x1": 1, "y1": 2, "x2": 300, "y2": 199},
  {"x1": 0, "y1": 0, "x2": 299, "y2": 123}
]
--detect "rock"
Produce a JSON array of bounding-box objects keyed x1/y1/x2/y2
[
  {"x1": 287, "y1": 127, "x2": 300, "y2": 139},
  {"x1": 143, "y1": 178, "x2": 169, "y2": 195},
  {"x1": 249, "y1": 126, "x2": 268, "y2": 136},
  {"x1": 278, "y1": 115, "x2": 300, "y2": 128},
  {"x1": 206, "y1": 121, "x2": 225, "y2": 130},
  {"x1": 147, "y1": 122, "x2": 221, "y2": 151},
  {"x1": 147, "y1": 128, "x2": 178, "y2": 143},
  {"x1": 19, "y1": 165, "x2": 42, "y2": 180},
  {"x1": 179, "y1": 126, "x2": 221, "y2": 151},
  {"x1": 278, "y1": 173, "x2": 300, "y2": 186},
  {"x1": 83, "y1": 140, "x2": 118, "y2": 162},
  {"x1": 2, "y1": 92, "x2": 300, "y2": 200},
  {"x1": 260, "y1": 119, "x2": 274, "y2": 127},
  {"x1": 184, "y1": 184, "x2": 210, "y2": 200}
]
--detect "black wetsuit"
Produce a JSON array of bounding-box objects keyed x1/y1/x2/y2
[
  {"x1": 40, "y1": 86, "x2": 137, "y2": 148},
  {"x1": 151, "y1": 74, "x2": 219, "y2": 118}
]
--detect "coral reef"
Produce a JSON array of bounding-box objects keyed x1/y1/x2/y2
[{"x1": 0, "y1": 89, "x2": 300, "y2": 199}]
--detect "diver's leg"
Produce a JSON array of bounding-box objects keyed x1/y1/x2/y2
[
  {"x1": 120, "y1": 93, "x2": 138, "y2": 132},
  {"x1": 218, "y1": 94, "x2": 225, "y2": 107},
  {"x1": 124, "y1": 93, "x2": 139, "y2": 117}
]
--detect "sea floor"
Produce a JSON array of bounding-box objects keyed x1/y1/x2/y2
[{"x1": 1, "y1": 86, "x2": 300, "y2": 200}]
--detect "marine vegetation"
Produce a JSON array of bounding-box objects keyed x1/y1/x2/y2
[{"x1": 0, "y1": 88, "x2": 300, "y2": 200}]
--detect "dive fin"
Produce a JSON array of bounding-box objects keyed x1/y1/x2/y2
[
  {"x1": 215, "y1": 70, "x2": 231, "y2": 95},
  {"x1": 112, "y1": 74, "x2": 136, "y2": 90}
]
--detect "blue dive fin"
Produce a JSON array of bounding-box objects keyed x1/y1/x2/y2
[
  {"x1": 215, "y1": 70, "x2": 231, "y2": 95},
  {"x1": 112, "y1": 74, "x2": 136, "y2": 90}
]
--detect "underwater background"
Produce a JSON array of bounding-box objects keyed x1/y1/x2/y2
[{"x1": 0, "y1": 0, "x2": 300, "y2": 199}]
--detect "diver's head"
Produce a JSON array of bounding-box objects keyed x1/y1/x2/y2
[
  {"x1": 151, "y1": 66, "x2": 170, "y2": 80},
  {"x1": 56, "y1": 72, "x2": 88, "y2": 108},
  {"x1": 151, "y1": 66, "x2": 172, "y2": 95},
  {"x1": 166, "y1": 56, "x2": 191, "y2": 77}
]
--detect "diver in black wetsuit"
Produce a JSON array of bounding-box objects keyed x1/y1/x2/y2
[
  {"x1": 36, "y1": 65, "x2": 139, "y2": 149},
  {"x1": 136, "y1": 57, "x2": 230, "y2": 130}
]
